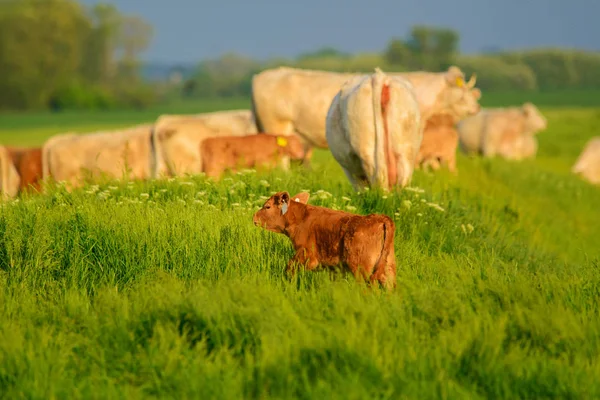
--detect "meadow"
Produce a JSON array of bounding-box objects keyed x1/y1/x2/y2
[{"x1": 1, "y1": 93, "x2": 600, "y2": 399}]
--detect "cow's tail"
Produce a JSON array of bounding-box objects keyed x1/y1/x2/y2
[
  {"x1": 370, "y1": 68, "x2": 397, "y2": 190},
  {"x1": 250, "y1": 74, "x2": 265, "y2": 134},
  {"x1": 372, "y1": 216, "x2": 397, "y2": 290}
]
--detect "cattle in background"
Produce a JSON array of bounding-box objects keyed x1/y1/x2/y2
[
  {"x1": 0, "y1": 145, "x2": 20, "y2": 199},
  {"x1": 253, "y1": 191, "x2": 396, "y2": 290},
  {"x1": 42, "y1": 124, "x2": 154, "y2": 190},
  {"x1": 572, "y1": 137, "x2": 600, "y2": 185},
  {"x1": 415, "y1": 114, "x2": 459, "y2": 173},
  {"x1": 154, "y1": 109, "x2": 257, "y2": 136},
  {"x1": 251, "y1": 65, "x2": 481, "y2": 165},
  {"x1": 151, "y1": 115, "x2": 256, "y2": 178},
  {"x1": 201, "y1": 133, "x2": 305, "y2": 179},
  {"x1": 457, "y1": 102, "x2": 547, "y2": 160}
]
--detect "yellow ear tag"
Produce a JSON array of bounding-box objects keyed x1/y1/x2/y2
[
  {"x1": 277, "y1": 137, "x2": 288, "y2": 147},
  {"x1": 455, "y1": 77, "x2": 464, "y2": 87}
]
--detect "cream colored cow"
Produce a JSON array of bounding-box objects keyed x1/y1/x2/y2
[
  {"x1": 154, "y1": 109, "x2": 257, "y2": 136},
  {"x1": 457, "y1": 102, "x2": 547, "y2": 159},
  {"x1": 326, "y1": 68, "x2": 422, "y2": 191},
  {"x1": 42, "y1": 124, "x2": 154, "y2": 189},
  {"x1": 572, "y1": 137, "x2": 600, "y2": 185},
  {"x1": 251, "y1": 66, "x2": 481, "y2": 163},
  {"x1": 151, "y1": 117, "x2": 256, "y2": 178},
  {"x1": 0, "y1": 145, "x2": 21, "y2": 199}
]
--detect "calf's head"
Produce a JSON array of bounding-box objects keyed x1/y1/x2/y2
[{"x1": 253, "y1": 191, "x2": 310, "y2": 233}]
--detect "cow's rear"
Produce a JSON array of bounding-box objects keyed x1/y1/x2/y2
[{"x1": 326, "y1": 68, "x2": 422, "y2": 191}]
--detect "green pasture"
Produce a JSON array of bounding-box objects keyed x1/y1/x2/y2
[{"x1": 0, "y1": 94, "x2": 599, "y2": 398}]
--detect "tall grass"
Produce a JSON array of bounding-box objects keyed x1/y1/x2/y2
[{"x1": 1, "y1": 103, "x2": 600, "y2": 398}]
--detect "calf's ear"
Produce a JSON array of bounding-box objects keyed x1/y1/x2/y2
[
  {"x1": 280, "y1": 192, "x2": 290, "y2": 215},
  {"x1": 291, "y1": 192, "x2": 310, "y2": 204}
]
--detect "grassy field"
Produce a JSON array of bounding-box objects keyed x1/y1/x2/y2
[{"x1": 1, "y1": 97, "x2": 600, "y2": 398}]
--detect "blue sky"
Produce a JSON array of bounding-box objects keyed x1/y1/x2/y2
[{"x1": 81, "y1": 0, "x2": 596, "y2": 64}]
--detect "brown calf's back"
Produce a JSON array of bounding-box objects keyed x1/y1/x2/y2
[{"x1": 201, "y1": 134, "x2": 304, "y2": 178}]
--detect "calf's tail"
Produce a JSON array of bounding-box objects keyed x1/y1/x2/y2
[{"x1": 371, "y1": 216, "x2": 397, "y2": 290}]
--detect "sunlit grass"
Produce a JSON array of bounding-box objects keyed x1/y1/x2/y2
[{"x1": 0, "y1": 104, "x2": 599, "y2": 398}]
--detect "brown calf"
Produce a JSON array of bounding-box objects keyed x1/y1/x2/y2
[
  {"x1": 253, "y1": 191, "x2": 397, "y2": 290},
  {"x1": 415, "y1": 114, "x2": 459, "y2": 173},
  {"x1": 6, "y1": 146, "x2": 43, "y2": 193},
  {"x1": 200, "y1": 133, "x2": 305, "y2": 179}
]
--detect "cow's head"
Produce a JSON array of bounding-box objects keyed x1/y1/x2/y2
[
  {"x1": 521, "y1": 102, "x2": 547, "y2": 134},
  {"x1": 253, "y1": 191, "x2": 310, "y2": 233},
  {"x1": 276, "y1": 135, "x2": 305, "y2": 161},
  {"x1": 438, "y1": 66, "x2": 481, "y2": 121}
]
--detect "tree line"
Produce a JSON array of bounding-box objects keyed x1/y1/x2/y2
[
  {"x1": 0, "y1": 0, "x2": 156, "y2": 111},
  {"x1": 2, "y1": 1, "x2": 599, "y2": 111},
  {"x1": 183, "y1": 26, "x2": 600, "y2": 99}
]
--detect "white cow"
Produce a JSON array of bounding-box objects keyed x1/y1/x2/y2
[
  {"x1": 326, "y1": 68, "x2": 422, "y2": 191},
  {"x1": 252, "y1": 66, "x2": 481, "y2": 164},
  {"x1": 0, "y1": 145, "x2": 21, "y2": 199},
  {"x1": 572, "y1": 137, "x2": 600, "y2": 185},
  {"x1": 42, "y1": 124, "x2": 154, "y2": 190}
]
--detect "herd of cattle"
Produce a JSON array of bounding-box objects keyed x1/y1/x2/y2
[
  {"x1": 1, "y1": 64, "x2": 599, "y2": 287},
  {"x1": 2, "y1": 65, "x2": 598, "y2": 200}
]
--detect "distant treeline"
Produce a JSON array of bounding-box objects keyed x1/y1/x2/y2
[
  {"x1": 2, "y1": 3, "x2": 600, "y2": 112},
  {"x1": 0, "y1": 0, "x2": 157, "y2": 111},
  {"x1": 183, "y1": 26, "x2": 600, "y2": 100}
]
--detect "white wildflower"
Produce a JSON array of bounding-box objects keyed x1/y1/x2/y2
[
  {"x1": 404, "y1": 186, "x2": 425, "y2": 194},
  {"x1": 259, "y1": 180, "x2": 270, "y2": 188},
  {"x1": 417, "y1": 213, "x2": 423, "y2": 217},
  {"x1": 402, "y1": 200, "x2": 412, "y2": 209},
  {"x1": 196, "y1": 191, "x2": 206, "y2": 197},
  {"x1": 342, "y1": 196, "x2": 351, "y2": 202},
  {"x1": 346, "y1": 205, "x2": 357, "y2": 211},
  {"x1": 427, "y1": 202, "x2": 445, "y2": 212},
  {"x1": 140, "y1": 193, "x2": 149, "y2": 199}
]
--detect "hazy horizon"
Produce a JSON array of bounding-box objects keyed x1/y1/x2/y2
[{"x1": 84, "y1": 0, "x2": 596, "y2": 64}]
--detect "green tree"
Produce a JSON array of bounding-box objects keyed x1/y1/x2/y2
[
  {"x1": 0, "y1": 0, "x2": 89, "y2": 110},
  {"x1": 384, "y1": 39, "x2": 410, "y2": 66}
]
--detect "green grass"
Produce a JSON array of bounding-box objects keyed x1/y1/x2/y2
[{"x1": 1, "y1": 101, "x2": 600, "y2": 398}]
